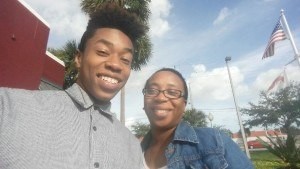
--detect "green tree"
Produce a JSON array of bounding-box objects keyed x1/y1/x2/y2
[
  {"x1": 48, "y1": 40, "x2": 78, "y2": 89},
  {"x1": 131, "y1": 122, "x2": 150, "y2": 138},
  {"x1": 49, "y1": 0, "x2": 152, "y2": 88},
  {"x1": 182, "y1": 108, "x2": 207, "y2": 127},
  {"x1": 237, "y1": 127, "x2": 251, "y2": 138},
  {"x1": 241, "y1": 82, "x2": 300, "y2": 132},
  {"x1": 213, "y1": 125, "x2": 233, "y2": 137},
  {"x1": 80, "y1": 0, "x2": 152, "y2": 71}
]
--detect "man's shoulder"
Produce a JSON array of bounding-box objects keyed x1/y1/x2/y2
[
  {"x1": 0, "y1": 87, "x2": 67, "y2": 102},
  {"x1": 113, "y1": 118, "x2": 139, "y2": 140}
]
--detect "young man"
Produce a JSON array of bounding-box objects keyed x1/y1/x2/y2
[{"x1": 0, "y1": 3, "x2": 146, "y2": 169}]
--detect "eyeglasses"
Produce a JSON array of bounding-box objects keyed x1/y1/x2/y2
[{"x1": 142, "y1": 88, "x2": 184, "y2": 99}]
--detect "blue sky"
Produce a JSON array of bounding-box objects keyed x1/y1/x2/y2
[{"x1": 23, "y1": 0, "x2": 300, "y2": 132}]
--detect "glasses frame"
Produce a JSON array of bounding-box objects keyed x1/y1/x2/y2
[{"x1": 142, "y1": 88, "x2": 184, "y2": 99}]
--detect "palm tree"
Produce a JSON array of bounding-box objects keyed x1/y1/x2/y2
[
  {"x1": 80, "y1": 0, "x2": 152, "y2": 124},
  {"x1": 80, "y1": 0, "x2": 152, "y2": 70},
  {"x1": 48, "y1": 1, "x2": 152, "y2": 87},
  {"x1": 48, "y1": 40, "x2": 78, "y2": 89}
]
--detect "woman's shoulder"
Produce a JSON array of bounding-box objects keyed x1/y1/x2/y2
[
  {"x1": 195, "y1": 126, "x2": 219, "y2": 136},
  {"x1": 189, "y1": 125, "x2": 220, "y2": 138}
]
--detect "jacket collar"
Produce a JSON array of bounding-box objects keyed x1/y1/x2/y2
[
  {"x1": 141, "y1": 121, "x2": 199, "y2": 151},
  {"x1": 173, "y1": 121, "x2": 199, "y2": 143},
  {"x1": 65, "y1": 83, "x2": 113, "y2": 116}
]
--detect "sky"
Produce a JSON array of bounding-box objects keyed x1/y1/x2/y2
[{"x1": 23, "y1": 0, "x2": 300, "y2": 133}]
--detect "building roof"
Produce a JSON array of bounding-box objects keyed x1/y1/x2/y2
[{"x1": 232, "y1": 130, "x2": 286, "y2": 138}]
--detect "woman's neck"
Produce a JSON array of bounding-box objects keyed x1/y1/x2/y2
[
  {"x1": 150, "y1": 127, "x2": 175, "y2": 147},
  {"x1": 144, "y1": 127, "x2": 176, "y2": 169}
]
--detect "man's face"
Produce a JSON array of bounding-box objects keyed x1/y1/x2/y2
[{"x1": 75, "y1": 28, "x2": 133, "y2": 104}]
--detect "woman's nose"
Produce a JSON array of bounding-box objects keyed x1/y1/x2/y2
[{"x1": 154, "y1": 91, "x2": 168, "y2": 102}]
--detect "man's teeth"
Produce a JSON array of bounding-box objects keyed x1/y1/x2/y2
[
  {"x1": 101, "y1": 76, "x2": 118, "y2": 84},
  {"x1": 155, "y1": 110, "x2": 168, "y2": 113}
]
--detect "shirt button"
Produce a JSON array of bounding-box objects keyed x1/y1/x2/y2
[
  {"x1": 94, "y1": 162, "x2": 99, "y2": 168},
  {"x1": 93, "y1": 126, "x2": 97, "y2": 131}
]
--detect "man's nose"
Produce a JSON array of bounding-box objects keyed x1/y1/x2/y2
[{"x1": 105, "y1": 55, "x2": 122, "y2": 72}]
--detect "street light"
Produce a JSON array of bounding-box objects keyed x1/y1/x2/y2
[
  {"x1": 208, "y1": 112, "x2": 214, "y2": 128},
  {"x1": 225, "y1": 56, "x2": 251, "y2": 159}
]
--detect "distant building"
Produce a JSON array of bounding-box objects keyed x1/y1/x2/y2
[
  {"x1": 0, "y1": 0, "x2": 65, "y2": 90},
  {"x1": 232, "y1": 130, "x2": 287, "y2": 149}
]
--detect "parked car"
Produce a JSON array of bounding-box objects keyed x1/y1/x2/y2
[{"x1": 247, "y1": 140, "x2": 266, "y2": 149}]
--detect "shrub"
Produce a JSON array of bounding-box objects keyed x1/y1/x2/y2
[{"x1": 258, "y1": 131, "x2": 300, "y2": 168}]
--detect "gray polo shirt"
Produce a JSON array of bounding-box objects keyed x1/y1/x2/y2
[{"x1": 0, "y1": 84, "x2": 143, "y2": 169}]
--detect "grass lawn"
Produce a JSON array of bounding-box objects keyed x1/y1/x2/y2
[
  {"x1": 250, "y1": 150, "x2": 289, "y2": 169},
  {"x1": 250, "y1": 150, "x2": 280, "y2": 161}
]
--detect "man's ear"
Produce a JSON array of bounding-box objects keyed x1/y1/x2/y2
[{"x1": 74, "y1": 50, "x2": 82, "y2": 69}]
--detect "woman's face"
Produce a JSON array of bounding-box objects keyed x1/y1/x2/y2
[{"x1": 143, "y1": 71, "x2": 186, "y2": 130}]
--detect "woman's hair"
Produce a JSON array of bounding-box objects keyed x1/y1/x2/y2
[
  {"x1": 78, "y1": 3, "x2": 147, "y2": 53},
  {"x1": 144, "y1": 68, "x2": 188, "y2": 101}
]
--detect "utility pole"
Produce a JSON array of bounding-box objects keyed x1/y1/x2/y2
[
  {"x1": 225, "y1": 56, "x2": 251, "y2": 159},
  {"x1": 120, "y1": 87, "x2": 125, "y2": 125},
  {"x1": 188, "y1": 82, "x2": 194, "y2": 109},
  {"x1": 208, "y1": 112, "x2": 214, "y2": 128}
]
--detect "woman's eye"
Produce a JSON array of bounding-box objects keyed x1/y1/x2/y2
[{"x1": 167, "y1": 90, "x2": 180, "y2": 96}]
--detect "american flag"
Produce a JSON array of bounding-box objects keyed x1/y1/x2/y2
[{"x1": 262, "y1": 19, "x2": 287, "y2": 59}]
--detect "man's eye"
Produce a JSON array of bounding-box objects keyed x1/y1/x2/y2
[
  {"x1": 121, "y1": 57, "x2": 131, "y2": 65},
  {"x1": 96, "y1": 50, "x2": 108, "y2": 56}
]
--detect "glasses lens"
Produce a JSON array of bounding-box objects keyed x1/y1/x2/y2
[
  {"x1": 143, "y1": 88, "x2": 183, "y2": 99},
  {"x1": 144, "y1": 88, "x2": 158, "y2": 97},
  {"x1": 164, "y1": 89, "x2": 181, "y2": 99}
]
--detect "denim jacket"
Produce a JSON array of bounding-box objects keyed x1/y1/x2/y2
[{"x1": 141, "y1": 121, "x2": 254, "y2": 169}]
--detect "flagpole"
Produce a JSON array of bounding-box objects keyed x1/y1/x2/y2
[
  {"x1": 280, "y1": 9, "x2": 300, "y2": 67},
  {"x1": 225, "y1": 56, "x2": 251, "y2": 159}
]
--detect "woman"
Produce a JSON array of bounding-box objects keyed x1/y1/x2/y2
[{"x1": 141, "y1": 68, "x2": 254, "y2": 169}]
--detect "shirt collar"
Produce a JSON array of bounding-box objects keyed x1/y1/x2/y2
[{"x1": 65, "y1": 83, "x2": 113, "y2": 116}]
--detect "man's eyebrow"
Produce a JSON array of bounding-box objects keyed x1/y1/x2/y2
[{"x1": 96, "y1": 39, "x2": 133, "y2": 54}]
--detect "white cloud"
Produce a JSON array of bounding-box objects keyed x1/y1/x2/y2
[
  {"x1": 149, "y1": 0, "x2": 172, "y2": 37},
  {"x1": 188, "y1": 64, "x2": 246, "y2": 102},
  {"x1": 213, "y1": 7, "x2": 231, "y2": 25},
  {"x1": 23, "y1": 0, "x2": 88, "y2": 48},
  {"x1": 253, "y1": 66, "x2": 300, "y2": 92}
]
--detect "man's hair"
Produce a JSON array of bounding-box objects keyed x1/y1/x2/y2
[
  {"x1": 78, "y1": 3, "x2": 147, "y2": 53},
  {"x1": 144, "y1": 68, "x2": 188, "y2": 101}
]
